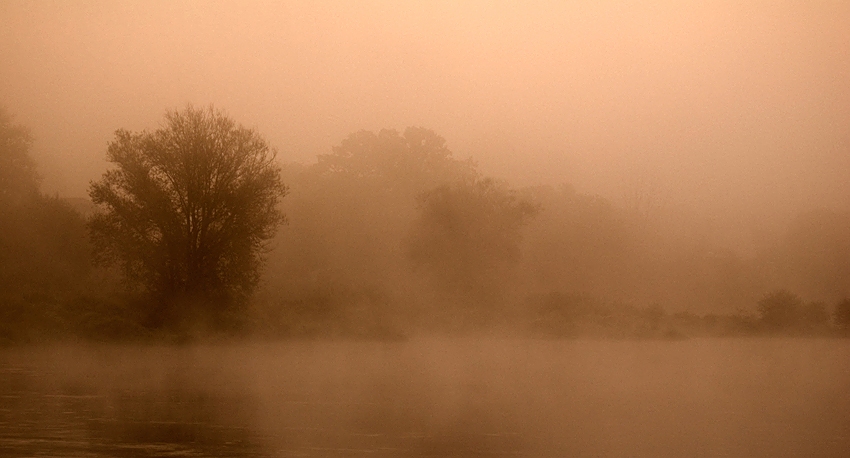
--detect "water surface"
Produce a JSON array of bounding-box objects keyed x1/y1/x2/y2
[{"x1": 1, "y1": 338, "x2": 848, "y2": 457}]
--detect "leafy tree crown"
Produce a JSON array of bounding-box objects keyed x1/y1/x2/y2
[{"x1": 88, "y1": 106, "x2": 287, "y2": 318}]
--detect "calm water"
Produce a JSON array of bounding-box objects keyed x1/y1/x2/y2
[{"x1": 1, "y1": 338, "x2": 848, "y2": 457}]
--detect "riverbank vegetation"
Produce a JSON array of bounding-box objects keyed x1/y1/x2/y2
[{"x1": 2, "y1": 107, "x2": 850, "y2": 343}]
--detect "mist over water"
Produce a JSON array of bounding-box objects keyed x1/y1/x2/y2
[{"x1": 2, "y1": 340, "x2": 849, "y2": 457}]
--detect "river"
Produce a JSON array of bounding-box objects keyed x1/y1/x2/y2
[{"x1": 1, "y1": 338, "x2": 848, "y2": 457}]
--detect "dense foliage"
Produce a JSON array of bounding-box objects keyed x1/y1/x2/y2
[{"x1": 88, "y1": 106, "x2": 287, "y2": 331}]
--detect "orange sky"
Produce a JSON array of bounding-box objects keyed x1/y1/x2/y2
[{"x1": 2, "y1": 0, "x2": 849, "y2": 250}]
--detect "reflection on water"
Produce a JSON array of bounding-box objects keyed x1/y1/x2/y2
[
  {"x1": 0, "y1": 348, "x2": 264, "y2": 457},
  {"x1": 1, "y1": 339, "x2": 849, "y2": 457}
]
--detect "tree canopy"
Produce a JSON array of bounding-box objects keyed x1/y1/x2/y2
[
  {"x1": 314, "y1": 127, "x2": 477, "y2": 193},
  {"x1": 88, "y1": 106, "x2": 287, "y2": 329}
]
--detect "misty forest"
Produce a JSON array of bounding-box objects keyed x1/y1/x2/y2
[
  {"x1": 2, "y1": 104, "x2": 849, "y2": 342},
  {"x1": 2, "y1": 2, "x2": 850, "y2": 458}
]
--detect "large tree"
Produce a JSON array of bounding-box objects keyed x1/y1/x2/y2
[{"x1": 88, "y1": 106, "x2": 287, "y2": 328}]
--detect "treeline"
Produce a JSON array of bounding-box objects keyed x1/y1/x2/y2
[
  {"x1": 524, "y1": 290, "x2": 850, "y2": 339},
  {"x1": 0, "y1": 110, "x2": 135, "y2": 343},
  {"x1": 2, "y1": 107, "x2": 850, "y2": 342},
  {"x1": 251, "y1": 126, "x2": 850, "y2": 339}
]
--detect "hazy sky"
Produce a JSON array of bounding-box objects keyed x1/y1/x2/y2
[{"x1": 2, "y1": 1, "x2": 849, "y2": 237}]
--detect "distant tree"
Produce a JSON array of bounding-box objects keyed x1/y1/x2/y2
[
  {"x1": 528, "y1": 292, "x2": 599, "y2": 336},
  {"x1": 408, "y1": 178, "x2": 538, "y2": 313},
  {"x1": 88, "y1": 106, "x2": 287, "y2": 330},
  {"x1": 520, "y1": 184, "x2": 631, "y2": 299},
  {"x1": 0, "y1": 109, "x2": 97, "y2": 341},
  {"x1": 757, "y1": 290, "x2": 803, "y2": 331},
  {"x1": 801, "y1": 301, "x2": 830, "y2": 332},
  {"x1": 314, "y1": 127, "x2": 477, "y2": 193},
  {"x1": 779, "y1": 210, "x2": 850, "y2": 301},
  {"x1": 0, "y1": 109, "x2": 39, "y2": 205},
  {"x1": 262, "y1": 127, "x2": 478, "y2": 329},
  {"x1": 835, "y1": 298, "x2": 850, "y2": 333}
]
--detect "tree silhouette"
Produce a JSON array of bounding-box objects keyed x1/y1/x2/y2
[
  {"x1": 1, "y1": 109, "x2": 95, "y2": 341},
  {"x1": 836, "y1": 298, "x2": 850, "y2": 333},
  {"x1": 314, "y1": 127, "x2": 477, "y2": 192},
  {"x1": 757, "y1": 290, "x2": 803, "y2": 331},
  {"x1": 0, "y1": 109, "x2": 39, "y2": 205},
  {"x1": 408, "y1": 178, "x2": 538, "y2": 314},
  {"x1": 88, "y1": 106, "x2": 287, "y2": 329}
]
